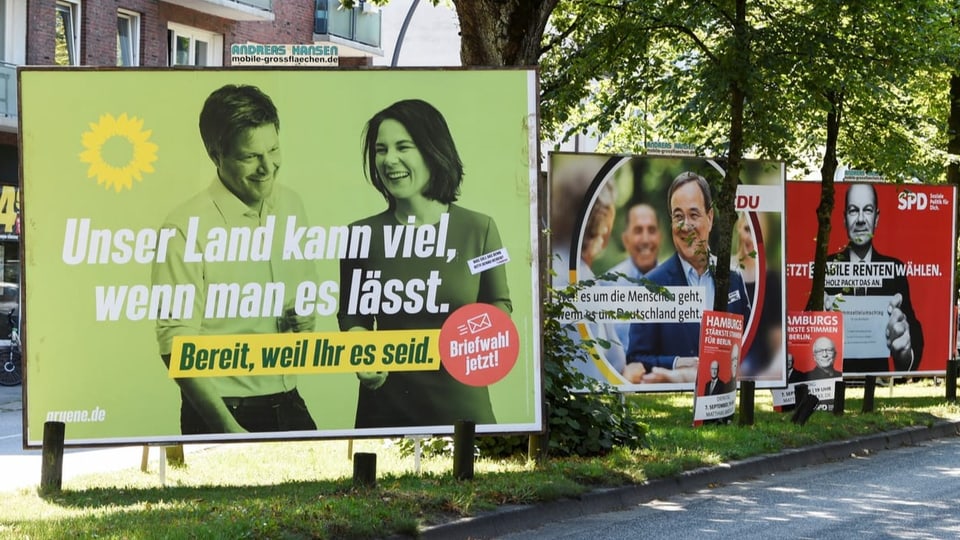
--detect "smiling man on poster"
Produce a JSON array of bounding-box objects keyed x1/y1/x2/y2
[
  {"x1": 808, "y1": 182, "x2": 923, "y2": 373},
  {"x1": 625, "y1": 171, "x2": 751, "y2": 383},
  {"x1": 152, "y1": 84, "x2": 319, "y2": 435}
]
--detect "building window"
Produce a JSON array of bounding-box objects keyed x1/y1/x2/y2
[
  {"x1": 0, "y1": 0, "x2": 6, "y2": 61},
  {"x1": 0, "y1": 0, "x2": 27, "y2": 65},
  {"x1": 55, "y1": 0, "x2": 80, "y2": 66},
  {"x1": 167, "y1": 23, "x2": 222, "y2": 67},
  {"x1": 117, "y1": 10, "x2": 140, "y2": 67}
]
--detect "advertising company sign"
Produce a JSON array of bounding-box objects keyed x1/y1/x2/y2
[{"x1": 230, "y1": 44, "x2": 339, "y2": 67}]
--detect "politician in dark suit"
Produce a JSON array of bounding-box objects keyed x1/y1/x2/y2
[
  {"x1": 703, "y1": 360, "x2": 724, "y2": 395},
  {"x1": 626, "y1": 171, "x2": 751, "y2": 383},
  {"x1": 806, "y1": 183, "x2": 922, "y2": 373},
  {"x1": 804, "y1": 336, "x2": 842, "y2": 380}
]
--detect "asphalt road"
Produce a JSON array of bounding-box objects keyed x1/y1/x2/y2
[{"x1": 497, "y1": 437, "x2": 960, "y2": 539}]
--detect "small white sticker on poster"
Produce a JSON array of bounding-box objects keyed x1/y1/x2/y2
[
  {"x1": 835, "y1": 295, "x2": 893, "y2": 359},
  {"x1": 468, "y1": 248, "x2": 510, "y2": 275}
]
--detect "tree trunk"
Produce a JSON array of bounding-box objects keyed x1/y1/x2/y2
[
  {"x1": 453, "y1": 0, "x2": 558, "y2": 66},
  {"x1": 712, "y1": 0, "x2": 748, "y2": 313},
  {"x1": 807, "y1": 90, "x2": 843, "y2": 312},
  {"x1": 948, "y1": 74, "x2": 960, "y2": 306}
]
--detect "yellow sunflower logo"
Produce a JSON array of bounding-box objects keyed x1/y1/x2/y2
[{"x1": 79, "y1": 113, "x2": 158, "y2": 192}]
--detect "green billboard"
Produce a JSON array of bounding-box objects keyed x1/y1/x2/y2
[{"x1": 20, "y1": 68, "x2": 542, "y2": 446}]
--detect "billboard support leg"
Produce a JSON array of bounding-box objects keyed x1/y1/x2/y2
[
  {"x1": 159, "y1": 447, "x2": 166, "y2": 486},
  {"x1": 947, "y1": 359, "x2": 957, "y2": 402},
  {"x1": 453, "y1": 419, "x2": 475, "y2": 480},
  {"x1": 166, "y1": 444, "x2": 185, "y2": 467},
  {"x1": 738, "y1": 381, "x2": 755, "y2": 426},
  {"x1": 790, "y1": 384, "x2": 809, "y2": 423},
  {"x1": 833, "y1": 380, "x2": 845, "y2": 416},
  {"x1": 40, "y1": 421, "x2": 65, "y2": 494},
  {"x1": 352, "y1": 452, "x2": 377, "y2": 488},
  {"x1": 528, "y1": 402, "x2": 549, "y2": 464},
  {"x1": 862, "y1": 375, "x2": 876, "y2": 413}
]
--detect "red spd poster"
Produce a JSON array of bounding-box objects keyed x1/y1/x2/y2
[
  {"x1": 785, "y1": 182, "x2": 956, "y2": 376},
  {"x1": 773, "y1": 311, "x2": 843, "y2": 409}
]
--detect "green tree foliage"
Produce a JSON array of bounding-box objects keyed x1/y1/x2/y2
[
  {"x1": 533, "y1": 276, "x2": 648, "y2": 457},
  {"x1": 397, "y1": 275, "x2": 648, "y2": 459},
  {"x1": 344, "y1": 0, "x2": 558, "y2": 65},
  {"x1": 346, "y1": 0, "x2": 646, "y2": 458},
  {"x1": 541, "y1": 0, "x2": 756, "y2": 311},
  {"x1": 540, "y1": 0, "x2": 960, "y2": 311},
  {"x1": 753, "y1": 0, "x2": 959, "y2": 309}
]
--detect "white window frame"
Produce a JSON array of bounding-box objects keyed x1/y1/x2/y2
[
  {"x1": 55, "y1": 0, "x2": 81, "y2": 66},
  {"x1": 167, "y1": 23, "x2": 222, "y2": 67},
  {"x1": 117, "y1": 9, "x2": 140, "y2": 67},
  {"x1": 0, "y1": 0, "x2": 27, "y2": 64}
]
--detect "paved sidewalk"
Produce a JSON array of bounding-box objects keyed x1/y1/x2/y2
[
  {"x1": 1, "y1": 446, "x2": 164, "y2": 492},
  {"x1": 0, "y1": 384, "x2": 206, "y2": 493}
]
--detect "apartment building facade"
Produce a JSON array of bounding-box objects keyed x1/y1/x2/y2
[{"x1": 0, "y1": 0, "x2": 381, "y2": 336}]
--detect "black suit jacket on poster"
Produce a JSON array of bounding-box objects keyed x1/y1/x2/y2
[
  {"x1": 805, "y1": 364, "x2": 841, "y2": 382},
  {"x1": 807, "y1": 247, "x2": 923, "y2": 373},
  {"x1": 704, "y1": 378, "x2": 723, "y2": 396}
]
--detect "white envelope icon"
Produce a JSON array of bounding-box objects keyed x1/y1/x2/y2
[{"x1": 466, "y1": 313, "x2": 492, "y2": 334}]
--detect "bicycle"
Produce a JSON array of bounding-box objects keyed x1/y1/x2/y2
[{"x1": 0, "y1": 309, "x2": 21, "y2": 386}]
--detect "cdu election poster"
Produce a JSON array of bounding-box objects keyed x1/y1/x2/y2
[{"x1": 550, "y1": 153, "x2": 786, "y2": 393}]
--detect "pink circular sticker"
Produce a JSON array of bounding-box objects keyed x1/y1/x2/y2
[{"x1": 439, "y1": 303, "x2": 519, "y2": 387}]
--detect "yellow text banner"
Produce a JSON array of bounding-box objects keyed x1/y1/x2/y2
[{"x1": 169, "y1": 330, "x2": 440, "y2": 378}]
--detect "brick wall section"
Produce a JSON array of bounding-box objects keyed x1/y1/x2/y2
[
  {"x1": 111, "y1": 0, "x2": 167, "y2": 66},
  {"x1": 25, "y1": 1, "x2": 371, "y2": 67},
  {"x1": 233, "y1": 1, "x2": 314, "y2": 44},
  {"x1": 26, "y1": 0, "x2": 165, "y2": 65},
  {"x1": 25, "y1": 1, "x2": 55, "y2": 64},
  {"x1": 81, "y1": 1, "x2": 115, "y2": 64},
  {"x1": 12, "y1": 1, "x2": 371, "y2": 236}
]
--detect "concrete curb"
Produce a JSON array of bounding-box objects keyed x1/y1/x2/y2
[{"x1": 410, "y1": 420, "x2": 960, "y2": 540}]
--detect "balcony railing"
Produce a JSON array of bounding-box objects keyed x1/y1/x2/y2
[
  {"x1": 0, "y1": 62, "x2": 16, "y2": 119},
  {"x1": 234, "y1": 0, "x2": 271, "y2": 9},
  {"x1": 163, "y1": 0, "x2": 274, "y2": 22},
  {"x1": 315, "y1": 0, "x2": 381, "y2": 49}
]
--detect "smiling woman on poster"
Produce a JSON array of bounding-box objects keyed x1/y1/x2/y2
[{"x1": 338, "y1": 99, "x2": 512, "y2": 429}]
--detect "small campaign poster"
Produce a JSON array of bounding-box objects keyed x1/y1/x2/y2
[
  {"x1": 772, "y1": 311, "x2": 844, "y2": 410},
  {"x1": 693, "y1": 311, "x2": 744, "y2": 425}
]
